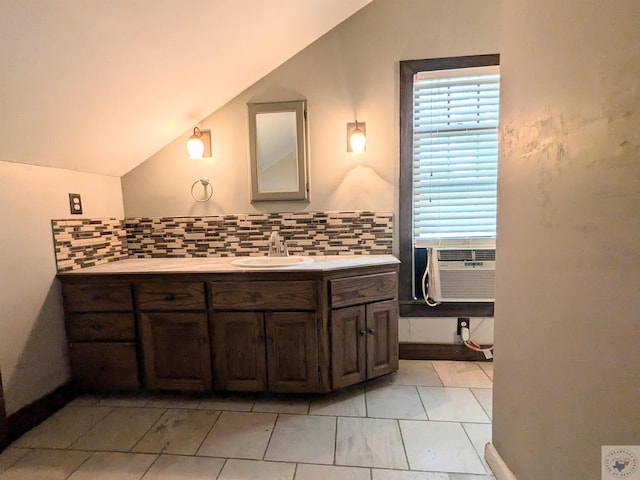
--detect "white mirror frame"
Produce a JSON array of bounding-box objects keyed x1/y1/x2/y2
[{"x1": 248, "y1": 100, "x2": 309, "y2": 202}]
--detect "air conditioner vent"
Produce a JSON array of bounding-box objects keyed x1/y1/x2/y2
[
  {"x1": 438, "y1": 249, "x2": 473, "y2": 261},
  {"x1": 474, "y1": 249, "x2": 496, "y2": 261},
  {"x1": 437, "y1": 249, "x2": 496, "y2": 262}
]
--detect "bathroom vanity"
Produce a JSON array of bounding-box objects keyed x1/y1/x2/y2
[{"x1": 57, "y1": 255, "x2": 399, "y2": 394}]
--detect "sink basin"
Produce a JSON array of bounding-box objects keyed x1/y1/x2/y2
[{"x1": 231, "y1": 256, "x2": 314, "y2": 268}]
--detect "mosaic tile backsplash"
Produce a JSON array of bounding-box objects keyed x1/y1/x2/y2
[
  {"x1": 51, "y1": 218, "x2": 129, "y2": 272},
  {"x1": 52, "y1": 211, "x2": 393, "y2": 272}
]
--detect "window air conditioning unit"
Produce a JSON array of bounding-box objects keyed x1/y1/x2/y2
[{"x1": 428, "y1": 245, "x2": 496, "y2": 302}]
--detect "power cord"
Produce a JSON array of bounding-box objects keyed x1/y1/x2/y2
[
  {"x1": 461, "y1": 325, "x2": 494, "y2": 359},
  {"x1": 421, "y1": 248, "x2": 440, "y2": 307}
]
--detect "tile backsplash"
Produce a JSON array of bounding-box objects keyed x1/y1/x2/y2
[
  {"x1": 52, "y1": 211, "x2": 393, "y2": 272},
  {"x1": 51, "y1": 218, "x2": 129, "y2": 272}
]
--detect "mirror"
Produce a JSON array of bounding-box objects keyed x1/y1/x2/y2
[{"x1": 248, "y1": 100, "x2": 309, "y2": 202}]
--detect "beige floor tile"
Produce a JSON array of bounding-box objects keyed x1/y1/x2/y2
[
  {"x1": 399, "y1": 420, "x2": 486, "y2": 474},
  {"x1": 470, "y1": 389, "x2": 492, "y2": 420},
  {"x1": 0, "y1": 448, "x2": 30, "y2": 474},
  {"x1": 366, "y1": 384, "x2": 427, "y2": 420},
  {"x1": 96, "y1": 394, "x2": 151, "y2": 408},
  {"x1": 0, "y1": 449, "x2": 92, "y2": 480},
  {"x1": 372, "y1": 470, "x2": 449, "y2": 480},
  {"x1": 390, "y1": 360, "x2": 444, "y2": 386},
  {"x1": 462, "y1": 423, "x2": 493, "y2": 475},
  {"x1": 12, "y1": 406, "x2": 112, "y2": 449},
  {"x1": 197, "y1": 411, "x2": 276, "y2": 459},
  {"x1": 296, "y1": 464, "x2": 370, "y2": 480},
  {"x1": 66, "y1": 396, "x2": 100, "y2": 407},
  {"x1": 145, "y1": 395, "x2": 203, "y2": 409},
  {"x1": 67, "y1": 452, "x2": 157, "y2": 480},
  {"x1": 335, "y1": 417, "x2": 408, "y2": 469},
  {"x1": 476, "y1": 362, "x2": 493, "y2": 380},
  {"x1": 217, "y1": 459, "x2": 295, "y2": 480},
  {"x1": 308, "y1": 385, "x2": 366, "y2": 417},
  {"x1": 141, "y1": 454, "x2": 225, "y2": 480},
  {"x1": 264, "y1": 414, "x2": 335, "y2": 464},
  {"x1": 132, "y1": 409, "x2": 219, "y2": 455},
  {"x1": 418, "y1": 387, "x2": 490, "y2": 423},
  {"x1": 432, "y1": 362, "x2": 493, "y2": 388},
  {"x1": 252, "y1": 395, "x2": 310, "y2": 414},
  {"x1": 449, "y1": 474, "x2": 495, "y2": 480},
  {"x1": 71, "y1": 407, "x2": 165, "y2": 451},
  {"x1": 197, "y1": 394, "x2": 256, "y2": 412}
]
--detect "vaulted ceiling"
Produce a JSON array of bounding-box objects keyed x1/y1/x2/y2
[{"x1": 0, "y1": 0, "x2": 372, "y2": 176}]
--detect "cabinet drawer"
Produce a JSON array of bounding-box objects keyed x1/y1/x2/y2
[
  {"x1": 210, "y1": 281, "x2": 316, "y2": 310},
  {"x1": 66, "y1": 313, "x2": 136, "y2": 342},
  {"x1": 62, "y1": 283, "x2": 133, "y2": 312},
  {"x1": 135, "y1": 282, "x2": 206, "y2": 310},
  {"x1": 330, "y1": 272, "x2": 397, "y2": 308},
  {"x1": 69, "y1": 342, "x2": 140, "y2": 392}
]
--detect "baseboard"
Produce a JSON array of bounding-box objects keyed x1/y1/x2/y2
[
  {"x1": 485, "y1": 442, "x2": 518, "y2": 480},
  {"x1": 6, "y1": 381, "x2": 78, "y2": 445},
  {"x1": 399, "y1": 342, "x2": 493, "y2": 361}
]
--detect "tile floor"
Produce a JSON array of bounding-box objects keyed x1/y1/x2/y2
[{"x1": 0, "y1": 360, "x2": 495, "y2": 480}]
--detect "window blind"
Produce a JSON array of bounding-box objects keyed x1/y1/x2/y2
[{"x1": 412, "y1": 65, "x2": 500, "y2": 242}]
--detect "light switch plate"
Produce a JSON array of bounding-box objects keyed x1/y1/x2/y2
[{"x1": 68, "y1": 193, "x2": 83, "y2": 214}]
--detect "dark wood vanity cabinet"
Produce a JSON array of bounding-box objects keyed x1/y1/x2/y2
[
  {"x1": 213, "y1": 312, "x2": 267, "y2": 391},
  {"x1": 58, "y1": 263, "x2": 398, "y2": 394},
  {"x1": 210, "y1": 280, "x2": 319, "y2": 393},
  {"x1": 330, "y1": 273, "x2": 399, "y2": 389},
  {"x1": 212, "y1": 311, "x2": 318, "y2": 393},
  {"x1": 136, "y1": 282, "x2": 212, "y2": 391},
  {"x1": 61, "y1": 283, "x2": 140, "y2": 392}
]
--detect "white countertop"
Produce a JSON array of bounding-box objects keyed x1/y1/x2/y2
[{"x1": 60, "y1": 255, "x2": 399, "y2": 275}]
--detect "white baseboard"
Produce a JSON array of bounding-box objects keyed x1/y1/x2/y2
[{"x1": 485, "y1": 442, "x2": 518, "y2": 480}]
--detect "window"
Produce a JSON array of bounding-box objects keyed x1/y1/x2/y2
[{"x1": 399, "y1": 54, "x2": 500, "y2": 316}]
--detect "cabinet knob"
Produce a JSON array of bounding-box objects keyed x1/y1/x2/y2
[
  {"x1": 164, "y1": 294, "x2": 175, "y2": 301},
  {"x1": 368, "y1": 328, "x2": 376, "y2": 335},
  {"x1": 359, "y1": 329, "x2": 367, "y2": 337}
]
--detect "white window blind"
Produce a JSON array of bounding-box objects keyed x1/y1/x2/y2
[{"x1": 413, "y1": 65, "x2": 500, "y2": 242}]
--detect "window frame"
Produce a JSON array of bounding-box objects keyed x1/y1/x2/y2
[{"x1": 398, "y1": 54, "x2": 500, "y2": 317}]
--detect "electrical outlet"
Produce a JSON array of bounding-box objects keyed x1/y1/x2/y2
[
  {"x1": 457, "y1": 317, "x2": 470, "y2": 335},
  {"x1": 68, "y1": 193, "x2": 83, "y2": 214}
]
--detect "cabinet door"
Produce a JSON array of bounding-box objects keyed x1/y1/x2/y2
[
  {"x1": 139, "y1": 312, "x2": 212, "y2": 391},
  {"x1": 69, "y1": 342, "x2": 140, "y2": 392},
  {"x1": 213, "y1": 312, "x2": 267, "y2": 392},
  {"x1": 366, "y1": 300, "x2": 399, "y2": 380},
  {"x1": 266, "y1": 312, "x2": 318, "y2": 393},
  {"x1": 331, "y1": 305, "x2": 366, "y2": 389}
]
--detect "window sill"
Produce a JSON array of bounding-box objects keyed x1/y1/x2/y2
[{"x1": 399, "y1": 300, "x2": 494, "y2": 318}]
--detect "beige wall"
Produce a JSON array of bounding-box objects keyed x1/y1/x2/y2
[
  {"x1": 493, "y1": 1, "x2": 640, "y2": 478},
  {"x1": 0, "y1": 161, "x2": 123, "y2": 413},
  {"x1": 122, "y1": 0, "x2": 501, "y2": 219}
]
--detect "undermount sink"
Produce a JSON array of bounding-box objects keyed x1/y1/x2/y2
[{"x1": 231, "y1": 256, "x2": 314, "y2": 268}]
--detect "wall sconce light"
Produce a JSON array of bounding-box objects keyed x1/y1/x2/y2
[
  {"x1": 347, "y1": 121, "x2": 366, "y2": 153},
  {"x1": 187, "y1": 127, "x2": 212, "y2": 159}
]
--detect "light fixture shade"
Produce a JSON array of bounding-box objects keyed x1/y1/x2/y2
[
  {"x1": 347, "y1": 121, "x2": 366, "y2": 153},
  {"x1": 187, "y1": 135, "x2": 205, "y2": 159},
  {"x1": 187, "y1": 127, "x2": 212, "y2": 159}
]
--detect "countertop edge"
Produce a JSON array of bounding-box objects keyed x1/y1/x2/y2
[{"x1": 56, "y1": 255, "x2": 400, "y2": 276}]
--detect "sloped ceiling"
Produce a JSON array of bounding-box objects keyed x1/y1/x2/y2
[{"x1": 0, "y1": 0, "x2": 372, "y2": 177}]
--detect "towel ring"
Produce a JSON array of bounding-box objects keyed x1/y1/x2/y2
[{"x1": 191, "y1": 177, "x2": 213, "y2": 202}]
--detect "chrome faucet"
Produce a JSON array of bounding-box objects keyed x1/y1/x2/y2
[{"x1": 268, "y1": 230, "x2": 289, "y2": 257}]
